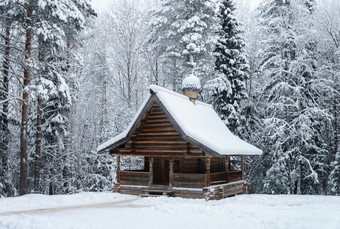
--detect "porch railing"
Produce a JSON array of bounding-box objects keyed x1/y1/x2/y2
[
  {"x1": 120, "y1": 170, "x2": 149, "y2": 186},
  {"x1": 173, "y1": 173, "x2": 206, "y2": 188},
  {"x1": 209, "y1": 171, "x2": 243, "y2": 186}
]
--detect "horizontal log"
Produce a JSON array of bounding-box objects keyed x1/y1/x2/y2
[
  {"x1": 172, "y1": 193, "x2": 205, "y2": 199},
  {"x1": 138, "y1": 126, "x2": 177, "y2": 132},
  {"x1": 120, "y1": 171, "x2": 149, "y2": 176},
  {"x1": 120, "y1": 180, "x2": 149, "y2": 186},
  {"x1": 223, "y1": 186, "x2": 244, "y2": 197},
  {"x1": 188, "y1": 149, "x2": 203, "y2": 154},
  {"x1": 115, "y1": 149, "x2": 187, "y2": 155},
  {"x1": 173, "y1": 173, "x2": 206, "y2": 183},
  {"x1": 134, "y1": 132, "x2": 180, "y2": 136},
  {"x1": 133, "y1": 133, "x2": 180, "y2": 137},
  {"x1": 142, "y1": 122, "x2": 172, "y2": 127},
  {"x1": 111, "y1": 151, "x2": 210, "y2": 158},
  {"x1": 210, "y1": 172, "x2": 227, "y2": 182},
  {"x1": 147, "y1": 114, "x2": 167, "y2": 119},
  {"x1": 173, "y1": 181, "x2": 205, "y2": 188},
  {"x1": 149, "y1": 111, "x2": 165, "y2": 116},
  {"x1": 133, "y1": 148, "x2": 188, "y2": 152},
  {"x1": 145, "y1": 118, "x2": 169, "y2": 123},
  {"x1": 173, "y1": 176, "x2": 206, "y2": 183},
  {"x1": 227, "y1": 171, "x2": 243, "y2": 182},
  {"x1": 128, "y1": 140, "x2": 187, "y2": 145}
]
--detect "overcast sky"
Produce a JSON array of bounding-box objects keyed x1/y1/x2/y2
[{"x1": 91, "y1": 0, "x2": 262, "y2": 13}]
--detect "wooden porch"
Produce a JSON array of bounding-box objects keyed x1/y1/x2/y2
[{"x1": 114, "y1": 155, "x2": 246, "y2": 199}]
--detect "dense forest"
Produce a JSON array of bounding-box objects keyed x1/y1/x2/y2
[{"x1": 0, "y1": 0, "x2": 339, "y2": 197}]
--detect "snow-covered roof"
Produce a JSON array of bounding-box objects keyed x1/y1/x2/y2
[{"x1": 97, "y1": 85, "x2": 262, "y2": 156}]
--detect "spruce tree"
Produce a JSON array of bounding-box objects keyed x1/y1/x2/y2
[{"x1": 207, "y1": 0, "x2": 248, "y2": 133}]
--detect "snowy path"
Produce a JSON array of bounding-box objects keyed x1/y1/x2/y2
[{"x1": 0, "y1": 198, "x2": 141, "y2": 216}]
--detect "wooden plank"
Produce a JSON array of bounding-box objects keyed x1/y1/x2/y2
[
  {"x1": 134, "y1": 145, "x2": 187, "y2": 149},
  {"x1": 225, "y1": 156, "x2": 230, "y2": 172},
  {"x1": 169, "y1": 158, "x2": 174, "y2": 188},
  {"x1": 210, "y1": 172, "x2": 227, "y2": 183},
  {"x1": 227, "y1": 171, "x2": 242, "y2": 182},
  {"x1": 142, "y1": 122, "x2": 172, "y2": 127},
  {"x1": 134, "y1": 132, "x2": 180, "y2": 136},
  {"x1": 129, "y1": 140, "x2": 187, "y2": 144},
  {"x1": 241, "y1": 155, "x2": 244, "y2": 180},
  {"x1": 145, "y1": 118, "x2": 169, "y2": 123},
  {"x1": 173, "y1": 182, "x2": 205, "y2": 188},
  {"x1": 116, "y1": 156, "x2": 120, "y2": 182},
  {"x1": 149, "y1": 157, "x2": 153, "y2": 187},
  {"x1": 147, "y1": 114, "x2": 167, "y2": 119},
  {"x1": 205, "y1": 158, "x2": 211, "y2": 187},
  {"x1": 138, "y1": 126, "x2": 177, "y2": 132},
  {"x1": 173, "y1": 174, "x2": 206, "y2": 182}
]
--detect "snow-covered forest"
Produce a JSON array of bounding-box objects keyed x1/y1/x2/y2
[{"x1": 0, "y1": 0, "x2": 339, "y2": 197}]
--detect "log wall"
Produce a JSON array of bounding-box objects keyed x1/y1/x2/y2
[{"x1": 116, "y1": 103, "x2": 204, "y2": 157}]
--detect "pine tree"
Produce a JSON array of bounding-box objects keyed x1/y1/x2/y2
[{"x1": 206, "y1": 0, "x2": 248, "y2": 133}]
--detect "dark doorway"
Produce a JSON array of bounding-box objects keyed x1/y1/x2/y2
[
  {"x1": 164, "y1": 160, "x2": 180, "y2": 185},
  {"x1": 153, "y1": 158, "x2": 180, "y2": 186}
]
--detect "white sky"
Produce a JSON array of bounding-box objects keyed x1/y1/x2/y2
[{"x1": 90, "y1": 0, "x2": 262, "y2": 13}]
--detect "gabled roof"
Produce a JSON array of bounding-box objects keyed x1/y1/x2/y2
[{"x1": 97, "y1": 85, "x2": 262, "y2": 156}]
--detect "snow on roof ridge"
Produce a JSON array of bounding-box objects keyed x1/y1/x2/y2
[{"x1": 149, "y1": 85, "x2": 210, "y2": 107}]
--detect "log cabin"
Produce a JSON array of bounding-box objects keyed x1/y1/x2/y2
[{"x1": 97, "y1": 76, "x2": 262, "y2": 200}]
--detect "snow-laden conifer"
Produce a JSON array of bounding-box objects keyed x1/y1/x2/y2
[{"x1": 205, "y1": 0, "x2": 248, "y2": 133}]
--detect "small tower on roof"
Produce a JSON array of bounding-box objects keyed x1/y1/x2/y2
[{"x1": 182, "y1": 73, "x2": 200, "y2": 104}]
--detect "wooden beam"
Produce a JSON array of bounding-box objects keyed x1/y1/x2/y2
[
  {"x1": 241, "y1": 155, "x2": 244, "y2": 180},
  {"x1": 114, "y1": 155, "x2": 120, "y2": 192},
  {"x1": 148, "y1": 157, "x2": 154, "y2": 187},
  {"x1": 111, "y1": 153, "x2": 211, "y2": 158},
  {"x1": 205, "y1": 157, "x2": 211, "y2": 187},
  {"x1": 169, "y1": 158, "x2": 174, "y2": 188},
  {"x1": 225, "y1": 156, "x2": 230, "y2": 172}
]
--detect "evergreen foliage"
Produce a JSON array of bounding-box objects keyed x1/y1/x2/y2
[
  {"x1": 0, "y1": 0, "x2": 339, "y2": 197},
  {"x1": 206, "y1": 0, "x2": 248, "y2": 133}
]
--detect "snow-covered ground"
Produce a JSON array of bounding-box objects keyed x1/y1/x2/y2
[{"x1": 0, "y1": 193, "x2": 339, "y2": 229}]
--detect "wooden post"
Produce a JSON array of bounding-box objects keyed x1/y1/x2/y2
[
  {"x1": 241, "y1": 155, "x2": 244, "y2": 180},
  {"x1": 149, "y1": 157, "x2": 154, "y2": 187},
  {"x1": 225, "y1": 156, "x2": 230, "y2": 172},
  {"x1": 225, "y1": 156, "x2": 230, "y2": 183},
  {"x1": 169, "y1": 158, "x2": 174, "y2": 188},
  {"x1": 205, "y1": 157, "x2": 211, "y2": 187},
  {"x1": 114, "y1": 155, "x2": 120, "y2": 192}
]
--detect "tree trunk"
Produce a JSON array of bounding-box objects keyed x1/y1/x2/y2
[
  {"x1": 20, "y1": 8, "x2": 32, "y2": 196},
  {"x1": 1, "y1": 22, "x2": 11, "y2": 196},
  {"x1": 34, "y1": 96, "x2": 42, "y2": 192},
  {"x1": 334, "y1": 83, "x2": 339, "y2": 155},
  {"x1": 66, "y1": 39, "x2": 71, "y2": 71}
]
